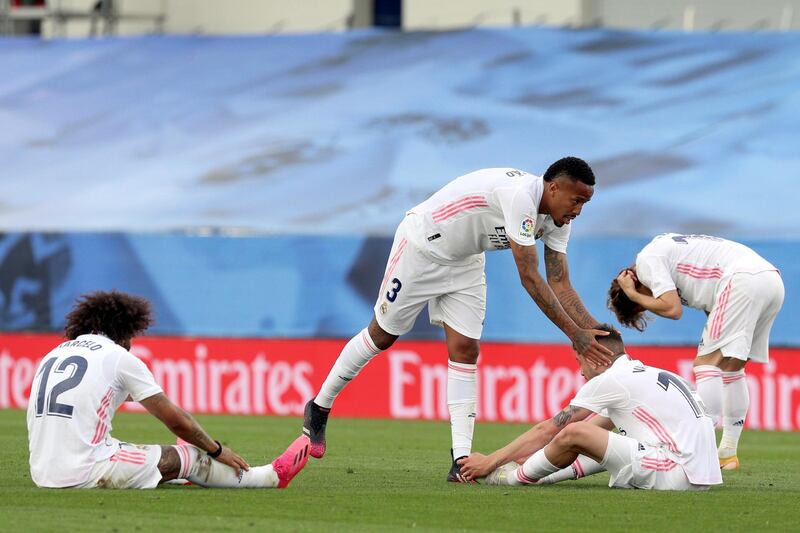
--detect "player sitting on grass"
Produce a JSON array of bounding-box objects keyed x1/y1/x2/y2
[
  {"x1": 457, "y1": 325, "x2": 723, "y2": 491},
  {"x1": 607, "y1": 233, "x2": 784, "y2": 470},
  {"x1": 27, "y1": 290, "x2": 310, "y2": 489}
]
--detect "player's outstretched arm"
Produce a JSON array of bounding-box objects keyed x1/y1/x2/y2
[
  {"x1": 140, "y1": 393, "x2": 249, "y2": 475},
  {"x1": 544, "y1": 246, "x2": 600, "y2": 329},
  {"x1": 510, "y1": 241, "x2": 611, "y2": 366},
  {"x1": 458, "y1": 405, "x2": 594, "y2": 480},
  {"x1": 616, "y1": 270, "x2": 682, "y2": 320}
]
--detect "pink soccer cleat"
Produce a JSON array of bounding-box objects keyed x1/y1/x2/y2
[
  {"x1": 272, "y1": 435, "x2": 311, "y2": 489},
  {"x1": 302, "y1": 399, "x2": 330, "y2": 459}
]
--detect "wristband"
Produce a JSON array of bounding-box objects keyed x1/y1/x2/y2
[{"x1": 208, "y1": 440, "x2": 222, "y2": 458}]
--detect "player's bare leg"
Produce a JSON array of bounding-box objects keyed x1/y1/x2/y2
[
  {"x1": 443, "y1": 323, "x2": 480, "y2": 483},
  {"x1": 157, "y1": 446, "x2": 183, "y2": 483},
  {"x1": 306, "y1": 318, "x2": 397, "y2": 458}
]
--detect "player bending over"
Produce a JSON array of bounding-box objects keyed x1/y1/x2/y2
[
  {"x1": 607, "y1": 233, "x2": 784, "y2": 470},
  {"x1": 27, "y1": 291, "x2": 310, "y2": 489},
  {"x1": 458, "y1": 326, "x2": 722, "y2": 491},
  {"x1": 303, "y1": 158, "x2": 613, "y2": 482}
]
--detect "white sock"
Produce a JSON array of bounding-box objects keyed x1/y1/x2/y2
[
  {"x1": 518, "y1": 448, "x2": 561, "y2": 484},
  {"x1": 694, "y1": 365, "x2": 723, "y2": 421},
  {"x1": 447, "y1": 360, "x2": 477, "y2": 459},
  {"x1": 537, "y1": 455, "x2": 604, "y2": 484},
  {"x1": 719, "y1": 370, "x2": 748, "y2": 457},
  {"x1": 316, "y1": 328, "x2": 382, "y2": 409},
  {"x1": 174, "y1": 444, "x2": 279, "y2": 488}
]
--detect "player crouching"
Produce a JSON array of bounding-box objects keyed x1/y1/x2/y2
[
  {"x1": 458, "y1": 326, "x2": 722, "y2": 491},
  {"x1": 27, "y1": 290, "x2": 310, "y2": 489}
]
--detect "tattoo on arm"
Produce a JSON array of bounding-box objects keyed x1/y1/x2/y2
[
  {"x1": 544, "y1": 246, "x2": 565, "y2": 283},
  {"x1": 545, "y1": 246, "x2": 599, "y2": 328},
  {"x1": 512, "y1": 243, "x2": 577, "y2": 336},
  {"x1": 557, "y1": 288, "x2": 599, "y2": 329},
  {"x1": 553, "y1": 405, "x2": 579, "y2": 427}
]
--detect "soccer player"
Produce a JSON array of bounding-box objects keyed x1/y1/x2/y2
[
  {"x1": 607, "y1": 233, "x2": 784, "y2": 470},
  {"x1": 303, "y1": 157, "x2": 613, "y2": 481},
  {"x1": 27, "y1": 291, "x2": 310, "y2": 489},
  {"x1": 457, "y1": 326, "x2": 723, "y2": 491}
]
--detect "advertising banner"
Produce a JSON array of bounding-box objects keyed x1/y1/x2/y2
[{"x1": 2, "y1": 334, "x2": 798, "y2": 430}]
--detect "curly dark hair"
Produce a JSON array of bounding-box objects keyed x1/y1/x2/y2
[
  {"x1": 64, "y1": 291, "x2": 153, "y2": 344},
  {"x1": 543, "y1": 156, "x2": 596, "y2": 186},
  {"x1": 607, "y1": 270, "x2": 649, "y2": 332}
]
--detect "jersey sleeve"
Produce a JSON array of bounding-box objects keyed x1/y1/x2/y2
[
  {"x1": 569, "y1": 373, "x2": 627, "y2": 414},
  {"x1": 635, "y1": 253, "x2": 677, "y2": 298},
  {"x1": 541, "y1": 222, "x2": 571, "y2": 254},
  {"x1": 117, "y1": 351, "x2": 163, "y2": 402},
  {"x1": 497, "y1": 185, "x2": 537, "y2": 247}
]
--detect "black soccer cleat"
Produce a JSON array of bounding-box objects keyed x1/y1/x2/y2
[
  {"x1": 302, "y1": 398, "x2": 330, "y2": 459},
  {"x1": 446, "y1": 449, "x2": 476, "y2": 483}
]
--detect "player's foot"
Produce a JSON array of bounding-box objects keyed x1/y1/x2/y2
[
  {"x1": 272, "y1": 435, "x2": 311, "y2": 488},
  {"x1": 446, "y1": 449, "x2": 476, "y2": 484},
  {"x1": 485, "y1": 462, "x2": 519, "y2": 486},
  {"x1": 719, "y1": 455, "x2": 740, "y2": 471},
  {"x1": 302, "y1": 399, "x2": 330, "y2": 459}
]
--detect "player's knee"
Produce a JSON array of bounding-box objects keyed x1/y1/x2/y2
[
  {"x1": 694, "y1": 350, "x2": 723, "y2": 368},
  {"x1": 718, "y1": 357, "x2": 746, "y2": 372},
  {"x1": 157, "y1": 446, "x2": 182, "y2": 482},
  {"x1": 368, "y1": 319, "x2": 398, "y2": 350},
  {"x1": 555, "y1": 422, "x2": 590, "y2": 447},
  {"x1": 447, "y1": 338, "x2": 480, "y2": 364}
]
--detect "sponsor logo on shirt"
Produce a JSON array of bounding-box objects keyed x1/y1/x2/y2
[
  {"x1": 520, "y1": 217, "x2": 534, "y2": 239},
  {"x1": 488, "y1": 226, "x2": 510, "y2": 249},
  {"x1": 535, "y1": 228, "x2": 545, "y2": 240}
]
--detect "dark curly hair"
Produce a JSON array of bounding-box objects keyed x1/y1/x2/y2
[
  {"x1": 64, "y1": 291, "x2": 153, "y2": 345},
  {"x1": 543, "y1": 156, "x2": 595, "y2": 186},
  {"x1": 607, "y1": 270, "x2": 649, "y2": 332}
]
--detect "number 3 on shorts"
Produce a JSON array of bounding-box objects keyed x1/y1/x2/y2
[{"x1": 386, "y1": 278, "x2": 402, "y2": 302}]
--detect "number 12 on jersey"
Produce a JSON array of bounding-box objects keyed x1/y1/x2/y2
[{"x1": 34, "y1": 356, "x2": 89, "y2": 419}]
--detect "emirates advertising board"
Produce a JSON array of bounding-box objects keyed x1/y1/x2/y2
[{"x1": 2, "y1": 334, "x2": 799, "y2": 431}]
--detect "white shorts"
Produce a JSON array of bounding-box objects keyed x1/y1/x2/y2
[
  {"x1": 374, "y1": 217, "x2": 486, "y2": 339},
  {"x1": 698, "y1": 270, "x2": 784, "y2": 363},
  {"x1": 76, "y1": 439, "x2": 163, "y2": 489},
  {"x1": 601, "y1": 432, "x2": 708, "y2": 491}
]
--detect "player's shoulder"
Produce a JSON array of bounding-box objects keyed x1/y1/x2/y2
[
  {"x1": 53, "y1": 333, "x2": 119, "y2": 355},
  {"x1": 639, "y1": 233, "x2": 679, "y2": 256},
  {"x1": 602, "y1": 356, "x2": 646, "y2": 382},
  {"x1": 466, "y1": 167, "x2": 538, "y2": 182}
]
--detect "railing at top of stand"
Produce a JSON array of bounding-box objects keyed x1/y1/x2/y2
[{"x1": 0, "y1": 0, "x2": 165, "y2": 37}]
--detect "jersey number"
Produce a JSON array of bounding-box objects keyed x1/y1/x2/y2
[
  {"x1": 657, "y1": 371, "x2": 703, "y2": 418},
  {"x1": 34, "y1": 356, "x2": 89, "y2": 418},
  {"x1": 386, "y1": 278, "x2": 402, "y2": 302}
]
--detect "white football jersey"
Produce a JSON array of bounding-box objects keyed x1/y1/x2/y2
[
  {"x1": 570, "y1": 355, "x2": 722, "y2": 486},
  {"x1": 636, "y1": 233, "x2": 776, "y2": 312},
  {"x1": 406, "y1": 168, "x2": 570, "y2": 265},
  {"x1": 27, "y1": 334, "x2": 162, "y2": 488}
]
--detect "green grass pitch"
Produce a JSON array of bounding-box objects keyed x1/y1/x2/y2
[{"x1": 2, "y1": 409, "x2": 799, "y2": 532}]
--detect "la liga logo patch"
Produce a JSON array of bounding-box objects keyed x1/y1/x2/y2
[{"x1": 520, "y1": 217, "x2": 534, "y2": 238}]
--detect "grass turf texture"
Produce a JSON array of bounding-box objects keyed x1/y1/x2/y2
[{"x1": 1, "y1": 410, "x2": 799, "y2": 532}]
